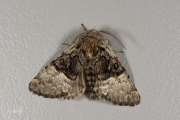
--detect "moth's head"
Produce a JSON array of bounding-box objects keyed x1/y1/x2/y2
[
  {"x1": 80, "y1": 33, "x2": 104, "y2": 59},
  {"x1": 82, "y1": 39, "x2": 99, "y2": 59},
  {"x1": 80, "y1": 24, "x2": 126, "y2": 50},
  {"x1": 79, "y1": 24, "x2": 126, "y2": 58}
]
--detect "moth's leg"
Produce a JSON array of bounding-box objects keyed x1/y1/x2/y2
[
  {"x1": 81, "y1": 24, "x2": 87, "y2": 31},
  {"x1": 113, "y1": 50, "x2": 124, "y2": 53},
  {"x1": 62, "y1": 43, "x2": 71, "y2": 46}
]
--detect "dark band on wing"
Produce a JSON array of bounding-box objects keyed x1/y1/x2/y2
[{"x1": 51, "y1": 54, "x2": 82, "y2": 80}]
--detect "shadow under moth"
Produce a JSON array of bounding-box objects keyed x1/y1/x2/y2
[{"x1": 29, "y1": 24, "x2": 141, "y2": 106}]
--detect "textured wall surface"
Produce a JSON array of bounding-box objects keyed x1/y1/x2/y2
[{"x1": 1, "y1": 0, "x2": 180, "y2": 120}]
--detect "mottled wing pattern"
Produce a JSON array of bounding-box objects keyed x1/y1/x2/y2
[
  {"x1": 29, "y1": 50, "x2": 86, "y2": 99},
  {"x1": 94, "y1": 46, "x2": 141, "y2": 106}
]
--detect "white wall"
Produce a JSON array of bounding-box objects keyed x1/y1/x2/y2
[{"x1": 1, "y1": 0, "x2": 180, "y2": 120}]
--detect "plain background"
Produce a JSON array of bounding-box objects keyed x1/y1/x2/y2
[{"x1": 1, "y1": 0, "x2": 180, "y2": 120}]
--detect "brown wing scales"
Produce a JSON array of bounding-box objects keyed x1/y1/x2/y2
[
  {"x1": 94, "y1": 51, "x2": 141, "y2": 106},
  {"x1": 29, "y1": 52, "x2": 86, "y2": 99}
]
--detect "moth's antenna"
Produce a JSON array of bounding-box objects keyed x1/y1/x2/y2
[
  {"x1": 81, "y1": 24, "x2": 87, "y2": 31},
  {"x1": 99, "y1": 30, "x2": 126, "y2": 49}
]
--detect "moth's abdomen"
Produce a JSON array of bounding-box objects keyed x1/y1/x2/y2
[{"x1": 84, "y1": 68, "x2": 97, "y2": 99}]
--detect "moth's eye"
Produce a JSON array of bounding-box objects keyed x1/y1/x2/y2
[
  {"x1": 114, "y1": 63, "x2": 119, "y2": 69},
  {"x1": 60, "y1": 59, "x2": 64, "y2": 64}
]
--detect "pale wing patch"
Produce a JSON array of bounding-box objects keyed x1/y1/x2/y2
[
  {"x1": 29, "y1": 65, "x2": 86, "y2": 99},
  {"x1": 95, "y1": 71, "x2": 140, "y2": 106}
]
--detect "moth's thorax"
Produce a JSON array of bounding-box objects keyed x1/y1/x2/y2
[{"x1": 79, "y1": 29, "x2": 104, "y2": 59}]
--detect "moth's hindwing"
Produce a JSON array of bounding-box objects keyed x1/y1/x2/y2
[
  {"x1": 29, "y1": 50, "x2": 86, "y2": 99},
  {"x1": 94, "y1": 49, "x2": 141, "y2": 106}
]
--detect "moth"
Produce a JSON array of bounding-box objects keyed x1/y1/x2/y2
[{"x1": 29, "y1": 24, "x2": 141, "y2": 106}]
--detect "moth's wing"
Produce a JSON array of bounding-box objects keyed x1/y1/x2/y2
[
  {"x1": 94, "y1": 47, "x2": 141, "y2": 106},
  {"x1": 29, "y1": 47, "x2": 86, "y2": 99}
]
